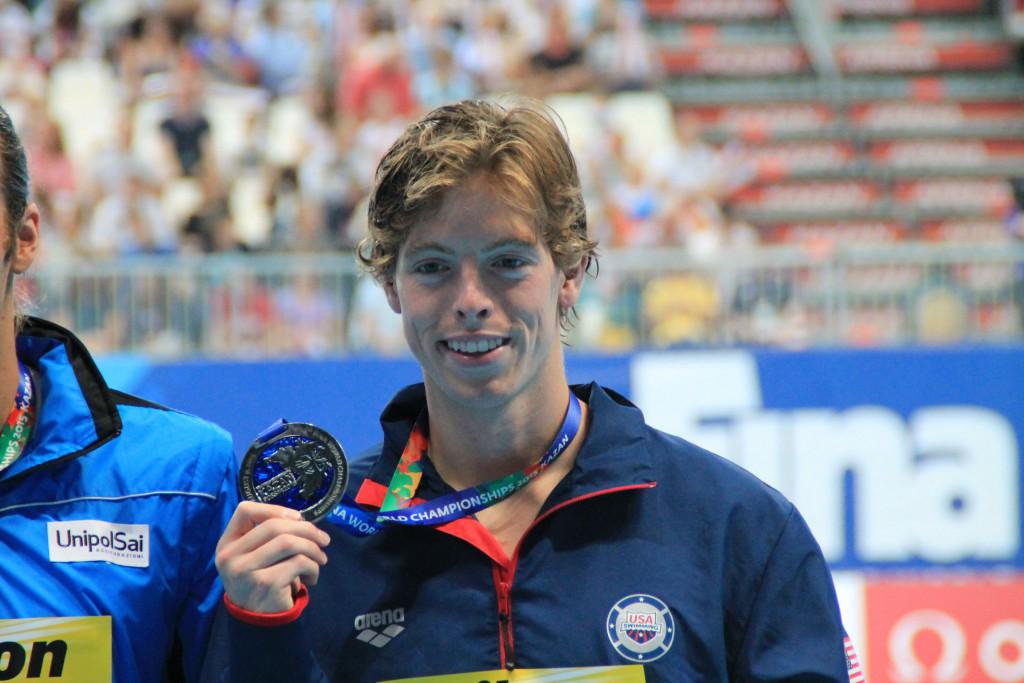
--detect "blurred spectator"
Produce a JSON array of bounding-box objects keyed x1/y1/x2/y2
[
  {"x1": 0, "y1": 0, "x2": 32, "y2": 61},
  {"x1": 652, "y1": 110, "x2": 739, "y2": 199},
  {"x1": 0, "y1": 1, "x2": 45, "y2": 105},
  {"x1": 182, "y1": 183, "x2": 237, "y2": 254},
  {"x1": 88, "y1": 114, "x2": 141, "y2": 200},
  {"x1": 414, "y1": 47, "x2": 475, "y2": 110},
  {"x1": 273, "y1": 271, "x2": 338, "y2": 355},
  {"x1": 86, "y1": 163, "x2": 176, "y2": 257},
  {"x1": 243, "y1": 2, "x2": 313, "y2": 96},
  {"x1": 338, "y1": 27, "x2": 415, "y2": 121},
  {"x1": 912, "y1": 283, "x2": 969, "y2": 344},
  {"x1": 207, "y1": 271, "x2": 279, "y2": 355},
  {"x1": 297, "y1": 90, "x2": 362, "y2": 248},
  {"x1": 25, "y1": 113, "x2": 76, "y2": 199},
  {"x1": 526, "y1": 1, "x2": 592, "y2": 96},
  {"x1": 159, "y1": 69, "x2": 217, "y2": 183},
  {"x1": 33, "y1": 0, "x2": 87, "y2": 66},
  {"x1": 33, "y1": 188, "x2": 86, "y2": 269},
  {"x1": 349, "y1": 90, "x2": 409, "y2": 189},
  {"x1": 267, "y1": 166, "x2": 302, "y2": 250},
  {"x1": 347, "y1": 275, "x2": 407, "y2": 355},
  {"x1": 115, "y1": 12, "x2": 181, "y2": 96},
  {"x1": 667, "y1": 194, "x2": 726, "y2": 260},
  {"x1": 642, "y1": 273, "x2": 720, "y2": 347},
  {"x1": 607, "y1": 153, "x2": 666, "y2": 247},
  {"x1": 453, "y1": 4, "x2": 526, "y2": 93},
  {"x1": 586, "y1": 0, "x2": 659, "y2": 93},
  {"x1": 188, "y1": 3, "x2": 259, "y2": 85}
]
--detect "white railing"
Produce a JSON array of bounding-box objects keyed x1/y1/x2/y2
[{"x1": 23, "y1": 243, "x2": 1024, "y2": 357}]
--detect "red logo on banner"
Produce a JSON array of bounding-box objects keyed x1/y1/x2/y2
[{"x1": 866, "y1": 576, "x2": 1024, "y2": 683}]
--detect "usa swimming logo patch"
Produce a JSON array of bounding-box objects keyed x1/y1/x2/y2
[{"x1": 606, "y1": 594, "x2": 675, "y2": 663}]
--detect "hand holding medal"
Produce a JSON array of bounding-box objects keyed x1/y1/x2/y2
[{"x1": 217, "y1": 419, "x2": 346, "y2": 617}]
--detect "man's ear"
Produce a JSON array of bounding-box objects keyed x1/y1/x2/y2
[
  {"x1": 383, "y1": 279, "x2": 402, "y2": 314},
  {"x1": 557, "y1": 256, "x2": 587, "y2": 311},
  {"x1": 12, "y1": 203, "x2": 39, "y2": 274}
]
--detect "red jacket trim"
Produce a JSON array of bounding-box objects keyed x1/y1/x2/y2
[{"x1": 223, "y1": 584, "x2": 309, "y2": 627}]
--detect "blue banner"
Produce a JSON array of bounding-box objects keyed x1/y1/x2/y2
[{"x1": 98, "y1": 347, "x2": 1022, "y2": 572}]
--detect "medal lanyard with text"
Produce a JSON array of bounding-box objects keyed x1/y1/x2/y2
[
  {"x1": 325, "y1": 392, "x2": 582, "y2": 536},
  {"x1": 0, "y1": 360, "x2": 36, "y2": 473}
]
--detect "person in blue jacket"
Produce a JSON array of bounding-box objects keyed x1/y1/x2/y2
[
  {"x1": 0, "y1": 105, "x2": 239, "y2": 681},
  {"x1": 205, "y1": 98, "x2": 859, "y2": 682}
]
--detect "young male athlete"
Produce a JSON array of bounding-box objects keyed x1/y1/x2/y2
[
  {"x1": 205, "y1": 98, "x2": 856, "y2": 681},
  {"x1": 0, "y1": 105, "x2": 238, "y2": 681}
]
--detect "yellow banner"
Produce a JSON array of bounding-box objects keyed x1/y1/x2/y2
[
  {"x1": 381, "y1": 665, "x2": 645, "y2": 683},
  {"x1": 0, "y1": 616, "x2": 111, "y2": 681}
]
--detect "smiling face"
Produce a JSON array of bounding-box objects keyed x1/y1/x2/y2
[{"x1": 385, "y1": 173, "x2": 584, "y2": 413}]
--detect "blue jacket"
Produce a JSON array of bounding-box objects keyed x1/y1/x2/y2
[
  {"x1": 205, "y1": 383, "x2": 849, "y2": 682},
  {"x1": 0, "y1": 318, "x2": 238, "y2": 682}
]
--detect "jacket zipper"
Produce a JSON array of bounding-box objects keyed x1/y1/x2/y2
[
  {"x1": 495, "y1": 570, "x2": 515, "y2": 669},
  {"x1": 491, "y1": 482, "x2": 656, "y2": 670}
]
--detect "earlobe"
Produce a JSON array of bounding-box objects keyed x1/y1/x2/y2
[
  {"x1": 12, "y1": 204, "x2": 40, "y2": 274},
  {"x1": 557, "y1": 258, "x2": 585, "y2": 310},
  {"x1": 383, "y1": 280, "x2": 402, "y2": 314}
]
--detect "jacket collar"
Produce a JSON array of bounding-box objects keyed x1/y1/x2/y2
[
  {"x1": 0, "y1": 317, "x2": 121, "y2": 485},
  {"x1": 355, "y1": 382, "x2": 656, "y2": 508}
]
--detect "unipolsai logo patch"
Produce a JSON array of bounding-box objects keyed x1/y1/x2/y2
[
  {"x1": 606, "y1": 594, "x2": 675, "y2": 663},
  {"x1": 47, "y1": 520, "x2": 149, "y2": 567}
]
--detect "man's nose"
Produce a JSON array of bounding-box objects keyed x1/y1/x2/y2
[{"x1": 453, "y1": 267, "x2": 492, "y2": 321}]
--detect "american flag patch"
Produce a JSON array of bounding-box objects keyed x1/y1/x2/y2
[{"x1": 844, "y1": 635, "x2": 865, "y2": 683}]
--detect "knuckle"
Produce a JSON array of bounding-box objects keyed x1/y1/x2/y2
[
  {"x1": 236, "y1": 500, "x2": 260, "y2": 516},
  {"x1": 270, "y1": 534, "x2": 310, "y2": 559},
  {"x1": 251, "y1": 572, "x2": 276, "y2": 594}
]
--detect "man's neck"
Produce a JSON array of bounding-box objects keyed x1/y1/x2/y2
[
  {"x1": 0, "y1": 308, "x2": 21, "y2": 419},
  {"x1": 424, "y1": 381, "x2": 575, "y2": 491}
]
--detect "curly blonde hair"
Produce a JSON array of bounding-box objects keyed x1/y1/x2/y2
[{"x1": 359, "y1": 98, "x2": 597, "y2": 294}]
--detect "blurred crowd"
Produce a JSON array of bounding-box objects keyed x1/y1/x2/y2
[
  {"x1": 0, "y1": 0, "x2": 721, "y2": 259},
  {"x1": 1, "y1": 0, "x2": 770, "y2": 354}
]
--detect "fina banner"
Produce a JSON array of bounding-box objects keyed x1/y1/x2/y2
[{"x1": 630, "y1": 348, "x2": 1023, "y2": 572}]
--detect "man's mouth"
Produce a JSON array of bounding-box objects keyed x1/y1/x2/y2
[{"x1": 444, "y1": 337, "x2": 510, "y2": 355}]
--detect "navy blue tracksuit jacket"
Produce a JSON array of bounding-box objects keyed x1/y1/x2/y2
[{"x1": 204, "y1": 383, "x2": 850, "y2": 682}]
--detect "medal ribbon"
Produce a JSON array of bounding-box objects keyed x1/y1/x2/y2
[
  {"x1": 325, "y1": 392, "x2": 582, "y2": 536},
  {"x1": 0, "y1": 360, "x2": 35, "y2": 473}
]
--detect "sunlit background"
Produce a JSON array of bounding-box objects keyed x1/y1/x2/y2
[{"x1": 2, "y1": 0, "x2": 1023, "y2": 678}]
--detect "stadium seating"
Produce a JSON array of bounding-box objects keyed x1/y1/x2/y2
[{"x1": 648, "y1": 0, "x2": 1024, "y2": 246}]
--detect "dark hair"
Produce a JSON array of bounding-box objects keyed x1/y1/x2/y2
[{"x1": 0, "y1": 104, "x2": 30, "y2": 239}]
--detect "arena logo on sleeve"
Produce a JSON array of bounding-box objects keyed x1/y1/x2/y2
[{"x1": 47, "y1": 520, "x2": 149, "y2": 567}]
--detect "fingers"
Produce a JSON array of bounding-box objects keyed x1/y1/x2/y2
[
  {"x1": 226, "y1": 524, "x2": 329, "y2": 571},
  {"x1": 229, "y1": 512, "x2": 328, "y2": 550},
  {"x1": 215, "y1": 502, "x2": 331, "y2": 613},
  {"x1": 218, "y1": 501, "x2": 302, "y2": 547}
]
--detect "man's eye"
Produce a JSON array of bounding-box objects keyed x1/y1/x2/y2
[
  {"x1": 494, "y1": 257, "x2": 526, "y2": 269},
  {"x1": 415, "y1": 262, "x2": 445, "y2": 274}
]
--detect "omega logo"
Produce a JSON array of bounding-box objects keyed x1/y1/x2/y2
[{"x1": 889, "y1": 609, "x2": 1024, "y2": 683}]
